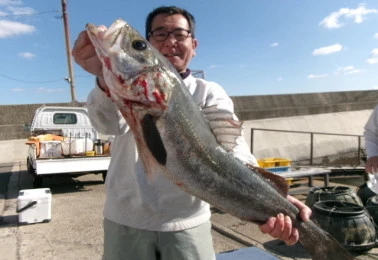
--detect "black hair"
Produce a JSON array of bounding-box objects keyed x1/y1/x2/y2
[{"x1": 145, "y1": 6, "x2": 196, "y2": 39}]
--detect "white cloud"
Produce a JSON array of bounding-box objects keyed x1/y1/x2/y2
[
  {"x1": 0, "y1": 19, "x2": 35, "y2": 38},
  {"x1": 11, "y1": 87, "x2": 24, "y2": 92},
  {"x1": 270, "y1": 42, "x2": 279, "y2": 47},
  {"x1": 18, "y1": 52, "x2": 35, "y2": 59},
  {"x1": 335, "y1": 66, "x2": 365, "y2": 75},
  {"x1": 10, "y1": 88, "x2": 25, "y2": 92},
  {"x1": 277, "y1": 77, "x2": 283, "y2": 82},
  {"x1": 308, "y1": 74, "x2": 328, "y2": 79},
  {"x1": 36, "y1": 87, "x2": 65, "y2": 93},
  {"x1": 0, "y1": 0, "x2": 22, "y2": 6},
  {"x1": 312, "y1": 44, "x2": 343, "y2": 56},
  {"x1": 374, "y1": 33, "x2": 378, "y2": 39},
  {"x1": 0, "y1": 0, "x2": 35, "y2": 18},
  {"x1": 373, "y1": 85, "x2": 378, "y2": 90},
  {"x1": 209, "y1": 65, "x2": 220, "y2": 68},
  {"x1": 366, "y1": 48, "x2": 378, "y2": 64},
  {"x1": 320, "y1": 4, "x2": 378, "y2": 29},
  {"x1": 7, "y1": 6, "x2": 34, "y2": 15}
]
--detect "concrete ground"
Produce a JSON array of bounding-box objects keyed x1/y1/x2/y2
[{"x1": 1, "y1": 162, "x2": 378, "y2": 259}]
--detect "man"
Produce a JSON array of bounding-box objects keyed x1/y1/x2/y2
[
  {"x1": 364, "y1": 105, "x2": 378, "y2": 174},
  {"x1": 72, "y1": 5, "x2": 311, "y2": 260}
]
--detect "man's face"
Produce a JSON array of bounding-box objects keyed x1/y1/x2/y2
[{"x1": 149, "y1": 13, "x2": 198, "y2": 74}]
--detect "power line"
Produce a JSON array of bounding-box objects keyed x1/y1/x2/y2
[
  {"x1": 0, "y1": 73, "x2": 64, "y2": 84},
  {"x1": 0, "y1": 73, "x2": 91, "y2": 84}
]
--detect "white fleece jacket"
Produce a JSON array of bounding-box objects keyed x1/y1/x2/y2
[
  {"x1": 87, "y1": 74, "x2": 258, "y2": 231},
  {"x1": 364, "y1": 105, "x2": 378, "y2": 158}
]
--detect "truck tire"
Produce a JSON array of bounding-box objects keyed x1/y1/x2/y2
[
  {"x1": 27, "y1": 156, "x2": 43, "y2": 188},
  {"x1": 26, "y1": 156, "x2": 34, "y2": 174}
]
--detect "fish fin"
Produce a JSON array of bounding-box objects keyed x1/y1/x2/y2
[
  {"x1": 216, "y1": 142, "x2": 235, "y2": 151},
  {"x1": 208, "y1": 120, "x2": 243, "y2": 129},
  {"x1": 298, "y1": 220, "x2": 354, "y2": 260},
  {"x1": 141, "y1": 114, "x2": 167, "y2": 165},
  {"x1": 214, "y1": 135, "x2": 239, "y2": 145},
  {"x1": 212, "y1": 127, "x2": 242, "y2": 136},
  {"x1": 247, "y1": 165, "x2": 289, "y2": 197},
  {"x1": 201, "y1": 106, "x2": 244, "y2": 152}
]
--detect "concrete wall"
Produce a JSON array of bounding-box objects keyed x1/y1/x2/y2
[
  {"x1": 242, "y1": 110, "x2": 372, "y2": 163},
  {"x1": 232, "y1": 90, "x2": 378, "y2": 120},
  {"x1": 0, "y1": 139, "x2": 29, "y2": 165},
  {"x1": 0, "y1": 90, "x2": 377, "y2": 165}
]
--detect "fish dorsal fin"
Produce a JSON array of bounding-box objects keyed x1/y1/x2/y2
[
  {"x1": 247, "y1": 164, "x2": 289, "y2": 197},
  {"x1": 201, "y1": 105, "x2": 243, "y2": 152}
]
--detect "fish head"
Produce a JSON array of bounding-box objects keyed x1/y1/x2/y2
[
  {"x1": 86, "y1": 19, "x2": 183, "y2": 176},
  {"x1": 86, "y1": 19, "x2": 177, "y2": 115}
]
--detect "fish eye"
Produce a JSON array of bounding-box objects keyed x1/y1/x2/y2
[{"x1": 132, "y1": 40, "x2": 147, "y2": 51}]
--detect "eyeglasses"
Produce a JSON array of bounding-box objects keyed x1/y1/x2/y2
[{"x1": 149, "y1": 28, "x2": 191, "y2": 42}]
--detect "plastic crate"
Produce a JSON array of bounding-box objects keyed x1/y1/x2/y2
[{"x1": 257, "y1": 158, "x2": 292, "y2": 168}]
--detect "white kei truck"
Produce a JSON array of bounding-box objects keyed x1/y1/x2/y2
[{"x1": 25, "y1": 106, "x2": 111, "y2": 188}]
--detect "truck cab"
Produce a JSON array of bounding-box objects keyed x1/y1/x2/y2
[{"x1": 26, "y1": 106, "x2": 111, "y2": 187}]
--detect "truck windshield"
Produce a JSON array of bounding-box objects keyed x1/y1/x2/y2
[{"x1": 53, "y1": 113, "x2": 77, "y2": 124}]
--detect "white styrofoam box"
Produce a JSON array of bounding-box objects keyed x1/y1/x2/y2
[
  {"x1": 17, "y1": 188, "x2": 52, "y2": 224},
  {"x1": 39, "y1": 141, "x2": 62, "y2": 158},
  {"x1": 62, "y1": 138, "x2": 93, "y2": 155}
]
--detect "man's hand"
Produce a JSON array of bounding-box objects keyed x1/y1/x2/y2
[
  {"x1": 365, "y1": 156, "x2": 378, "y2": 174},
  {"x1": 259, "y1": 195, "x2": 312, "y2": 245},
  {"x1": 72, "y1": 30, "x2": 108, "y2": 91}
]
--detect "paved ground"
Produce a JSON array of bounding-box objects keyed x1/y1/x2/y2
[{"x1": 1, "y1": 162, "x2": 378, "y2": 259}]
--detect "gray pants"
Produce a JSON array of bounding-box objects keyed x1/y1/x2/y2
[{"x1": 103, "y1": 218, "x2": 216, "y2": 260}]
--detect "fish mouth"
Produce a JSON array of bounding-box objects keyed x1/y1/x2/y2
[
  {"x1": 86, "y1": 23, "x2": 107, "y2": 38},
  {"x1": 86, "y1": 20, "x2": 129, "y2": 49}
]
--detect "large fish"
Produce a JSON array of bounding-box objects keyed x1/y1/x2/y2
[{"x1": 86, "y1": 19, "x2": 354, "y2": 260}]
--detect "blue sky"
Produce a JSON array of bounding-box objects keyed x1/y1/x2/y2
[{"x1": 0, "y1": 0, "x2": 377, "y2": 105}]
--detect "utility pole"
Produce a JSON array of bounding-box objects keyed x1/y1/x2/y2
[{"x1": 61, "y1": 0, "x2": 77, "y2": 103}]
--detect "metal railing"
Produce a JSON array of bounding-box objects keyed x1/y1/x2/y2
[{"x1": 250, "y1": 128, "x2": 364, "y2": 165}]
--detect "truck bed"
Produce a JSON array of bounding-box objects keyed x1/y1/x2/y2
[{"x1": 35, "y1": 155, "x2": 111, "y2": 175}]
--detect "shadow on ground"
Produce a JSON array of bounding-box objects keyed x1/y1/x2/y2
[{"x1": 264, "y1": 240, "x2": 310, "y2": 259}]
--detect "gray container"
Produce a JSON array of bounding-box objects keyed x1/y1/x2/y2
[
  {"x1": 312, "y1": 200, "x2": 377, "y2": 252},
  {"x1": 305, "y1": 186, "x2": 363, "y2": 208},
  {"x1": 94, "y1": 139, "x2": 104, "y2": 155}
]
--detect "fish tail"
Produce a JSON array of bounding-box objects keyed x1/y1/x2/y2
[{"x1": 297, "y1": 220, "x2": 354, "y2": 260}]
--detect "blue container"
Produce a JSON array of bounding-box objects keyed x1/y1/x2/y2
[{"x1": 265, "y1": 166, "x2": 290, "y2": 173}]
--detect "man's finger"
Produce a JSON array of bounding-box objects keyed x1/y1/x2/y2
[
  {"x1": 285, "y1": 229, "x2": 299, "y2": 246},
  {"x1": 259, "y1": 217, "x2": 276, "y2": 234},
  {"x1": 269, "y1": 213, "x2": 285, "y2": 238},
  {"x1": 279, "y1": 216, "x2": 292, "y2": 241}
]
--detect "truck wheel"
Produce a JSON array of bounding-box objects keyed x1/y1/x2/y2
[
  {"x1": 102, "y1": 172, "x2": 107, "y2": 183},
  {"x1": 26, "y1": 156, "x2": 35, "y2": 174},
  {"x1": 33, "y1": 176, "x2": 43, "y2": 188}
]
